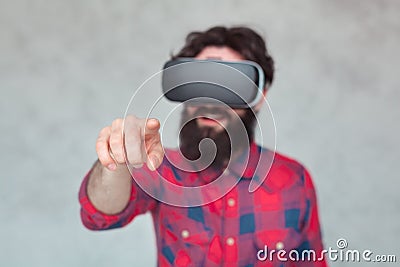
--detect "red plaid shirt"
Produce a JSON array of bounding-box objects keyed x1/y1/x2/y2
[{"x1": 79, "y1": 143, "x2": 328, "y2": 267}]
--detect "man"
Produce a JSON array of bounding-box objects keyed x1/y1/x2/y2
[{"x1": 79, "y1": 26, "x2": 327, "y2": 266}]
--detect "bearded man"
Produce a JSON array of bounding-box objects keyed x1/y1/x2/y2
[{"x1": 79, "y1": 26, "x2": 328, "y2": 267}]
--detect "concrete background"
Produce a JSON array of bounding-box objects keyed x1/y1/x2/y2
[{"x1": 1, "y1": 0, "x2": 399, "y2": 266}]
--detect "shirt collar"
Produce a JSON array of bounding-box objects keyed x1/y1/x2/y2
[
  {"x1": 194, "y1": 142, "x2": 261, "y2": 184},
  {"x1": 229, "y1": 142, "x2": 261, "y2": 179}
]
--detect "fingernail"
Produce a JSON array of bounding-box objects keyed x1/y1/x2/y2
[
  {"x1": 131, "y1": 163, "x2": 143, "y2": 168},
  {"x1": 107, "y1": 163, "x2": 116, "y2": 171}
]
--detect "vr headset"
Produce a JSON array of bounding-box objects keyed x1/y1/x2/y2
[{"x1": 161, "y1": 58, "x2": 265, "y2": 108}]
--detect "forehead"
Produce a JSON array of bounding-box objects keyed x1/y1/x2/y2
[{"x1": 195, "y1": 46, "x2": 244, "y2": 61}]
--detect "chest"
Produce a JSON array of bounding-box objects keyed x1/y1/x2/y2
[{"x1": 153, "y1": 181, "x2": 307, "y2": 266}]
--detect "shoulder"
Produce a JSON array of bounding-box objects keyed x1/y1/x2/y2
[
  {"x1": 271, "y1": 150, "x2": 306, "y2": 175},
  {"x1": 258, "y1": 146, "x2": 312, "y2": 193}
]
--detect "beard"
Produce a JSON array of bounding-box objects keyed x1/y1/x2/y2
[{"x1": 179, "y1": 105, "x2": 257, "y2": 170}]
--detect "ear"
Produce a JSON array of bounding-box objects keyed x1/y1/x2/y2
[{"x1": 253, "y1": 87, "x2": 268, "y2": 112}]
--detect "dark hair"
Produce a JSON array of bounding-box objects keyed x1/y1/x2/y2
[{"x1": 172, "y1": 26, "x2": 275, "y2": 88}]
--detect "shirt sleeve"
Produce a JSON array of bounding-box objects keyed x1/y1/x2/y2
[
  {"x1": 78, "y1": 167, "x2": 158, "y2": 231},
  {"x1": 296, "y1": 167, "x2": 328, "y2": 267}
]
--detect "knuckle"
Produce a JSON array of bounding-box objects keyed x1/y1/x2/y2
[
  {"x1": 126, "y1": 114, "x2": 136, "y2": 120},
  {"x1": 111, "y1": 127, "x2": 122, "y2": 138},
  {"x1": 98, "y1": 152, "x2": 111, "y2": 165},
  {"x1": 109, "y1": 147, "x2": 125, "y2": 162},
  {"x1": 125, "y1": 114, "x2": 139, "y2": 123},
  {"x1": 109, "y1": 137, "x2": 121, "y2": 148},
  {"x1": 99, "y1": 126, "x2": 110, "y2": 137},
  {"x1": 95, "y1": 140, "x2": 104, "y2": 151},
  {"x1": 112, "y1": 118, "x2": 123, "y2": 128}
]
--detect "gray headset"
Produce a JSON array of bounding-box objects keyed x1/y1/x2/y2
[{"x1": 161, "y1": 58, "x2": 265, "y2": 108}]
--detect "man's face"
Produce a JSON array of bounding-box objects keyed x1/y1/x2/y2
[
  {"x1": 179, "y1": 46, "x2": 257, "y2": 169},
  {"x1": 185, "y1": 46, "x2": 247, "y2": 133}
]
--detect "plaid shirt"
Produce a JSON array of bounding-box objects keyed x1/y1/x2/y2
[{"x1": 79, "y1": 143, "x2": 327, "y2": 267}]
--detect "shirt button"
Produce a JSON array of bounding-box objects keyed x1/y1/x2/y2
[
  {"x1": 276, "y1": 241, "x2": 284, "y2": 250},
  {"x1": 181, "y1": 230, "x2": 190, "y2": 239},
  {"x1": 226, "y1": 237, "x2": 235, "y2": 246},
  {"x1": 227, "y1": 198, "x2": 236, "y2": 207}
]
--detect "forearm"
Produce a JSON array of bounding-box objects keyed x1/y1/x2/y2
[{"x1": 87, "y1": 160, "x2": 132, "y2": 215}]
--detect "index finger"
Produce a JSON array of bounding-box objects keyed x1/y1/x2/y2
[{"x1": 143, "y1": 118, "x2": 160, "y2": 136}]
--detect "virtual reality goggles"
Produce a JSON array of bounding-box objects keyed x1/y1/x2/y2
[{"x1": 161, "y1": 58, "x2": 265, "y2": 108}]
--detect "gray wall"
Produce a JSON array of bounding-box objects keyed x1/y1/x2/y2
[{"x1": 1, "y1": 0, "x2": 399, "y2": 266}]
